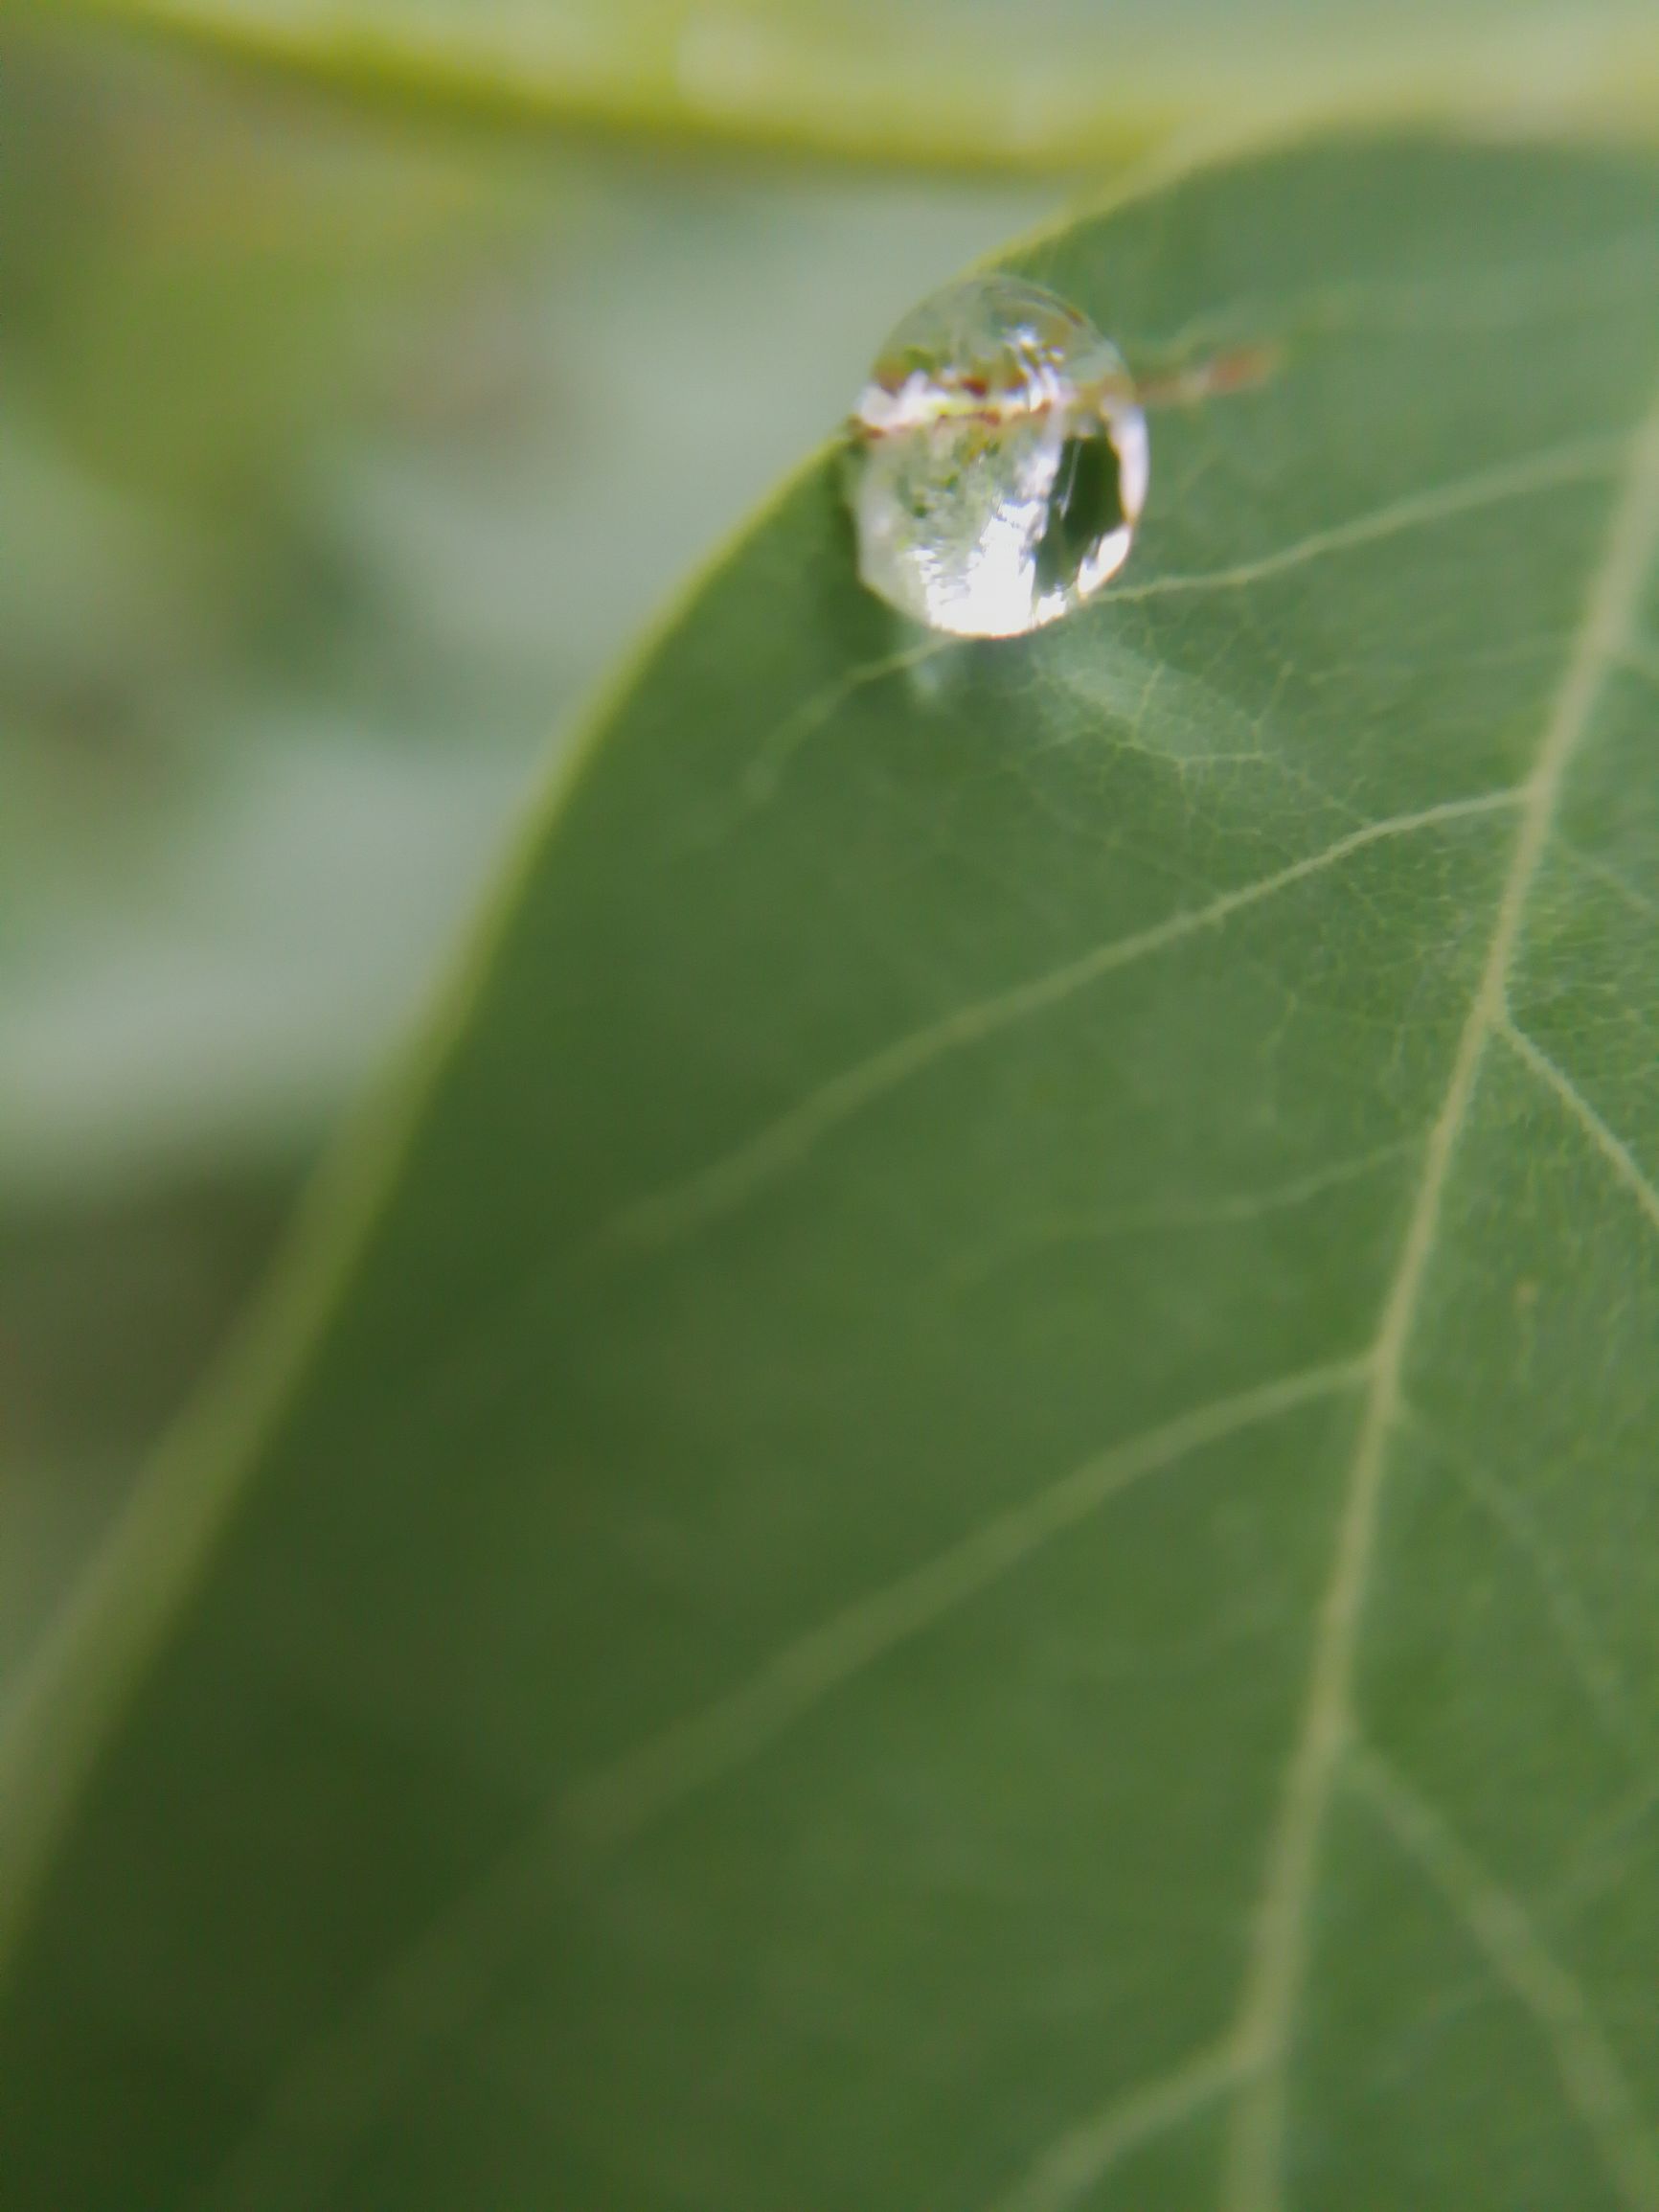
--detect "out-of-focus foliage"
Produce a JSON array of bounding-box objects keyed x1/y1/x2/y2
[{"x1": 55, "y1": 0, "x2": 1659, "y2": 170}]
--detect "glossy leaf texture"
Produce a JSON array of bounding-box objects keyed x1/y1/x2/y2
[
  {"x1": 6, "y1": 135, "x2": 1659, "y2": 2212},
  {"x1": 60, "y1": 0, "x2": 1659, "y2": 169}
]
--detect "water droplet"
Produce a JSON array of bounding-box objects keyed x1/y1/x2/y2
[{"x1": 846, "y1": 275, "x2": 1148, "y2": 640}]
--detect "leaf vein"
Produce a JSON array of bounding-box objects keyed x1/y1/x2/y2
[
  {"x1": 1557, "y1": 839, "x2": 1659, "y2": 923},
  {"x1": 1107, "y1": 435, "x2": 1622, "y2": 605},
  {"x1": 601, "y1": 789, "x2": 1522, "y2": 1256},
  {"x1": 1218, "y1": 385, "x2": 1659, "y2": 2212},
  {"x1": 1348, "y1": 1742, "x2": 1659, "y2": 2212},
  {"x1": 564, "y1": 1357, "x2": 1367, "y2": 1847},
  {"x1": 1407, "y1": 1413, "x2": 1640, "y2": 1756},
  {"x1": 989, "y1": 2041, "x2": 1251, "y2": 2212},
  {"x1": 711, "y1": 635, "x2": 948, "y2": 835},
  {"x1": 1502, "y1": 1016, "x2": 1659, "y2": 1238}
]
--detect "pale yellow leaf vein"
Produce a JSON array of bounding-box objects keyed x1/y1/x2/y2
[
  {"x1": 1348, "y1": 1742, "x2": 1659, "y2": 2212},
  {"x1": 1106, "y1": 434, "x2": 1622, "y2": 606},
  {"x1": 1220, "y1": 386, "x2": 1659, "y2": 2212},
  {"x1": 1548, "y1": 1771, "x2": 1659, "y2": 1931},
  {"x1": 564, "y1": 1357, "x2": 1365, "y2": 1847},
  {"x1": 1502, "y1": 1015, "x2": 1659, "y2": 1237},
  {"x1": 197, "y1": 1359, "x2": 1364, "y2": 2212},
  {"x1": 707, "y1": 634, "x2": 948, "y2": 836},
  {"x1": 602, "y1": 789, "x2": 1522, "y2": 1256},
  {"x1": 1406, "y1": 1413, "x2": 1638, "y2": 1755},
  {"x1": 1558, "y1": 840, "x2": 1659, "y2": 924},
  {"x1": 1098, "y1": 1138, "x2": 1418, "y2": 1230},
  {"x1": 954, "y1": 1138, "x2": 1420, "y2": 1288},
  {"x1": 989, "y1": 2040, "x2": 1250, "y2": 2212}
]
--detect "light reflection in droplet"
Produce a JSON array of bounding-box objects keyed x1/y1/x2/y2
[{"x1": 845, "y1": 275, "x2": 1148, "y2": 640}]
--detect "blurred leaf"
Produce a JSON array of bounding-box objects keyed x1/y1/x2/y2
[
  {"x1": 54, "y1": 0, "x2": 1659, "y2": 169},
  {"x1": 7, "y1": 134, "x2": 1659, "y2": 2212},
  {"x1": 0, "y1": 722, "x2": 533, "y2": 1198}
]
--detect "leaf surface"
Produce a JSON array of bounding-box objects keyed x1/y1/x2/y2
[
  {"x1": 6, "y1": 135, "x2": 1659, "y2": 2212},
  {"x1": 61, "y1": 0, "x2": 1659, "y2": 169}
]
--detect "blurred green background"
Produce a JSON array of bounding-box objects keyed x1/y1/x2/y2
[{"x1": 0, "y1": 15, "x2": 1048, "y2": 1682}]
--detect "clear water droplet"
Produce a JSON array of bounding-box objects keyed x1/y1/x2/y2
[{"x1": 846, "y1": 275, "x2": 1148, "y2": 640}]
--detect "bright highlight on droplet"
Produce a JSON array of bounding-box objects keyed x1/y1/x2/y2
[{"x1": 845, "y1": 275, "x2": 1148, "y2": 640}]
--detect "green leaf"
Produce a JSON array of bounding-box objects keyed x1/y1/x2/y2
[
  {"x1": 6, "y1": 132, "x2": 1659, "y2": 2211},
  {"x1": 57, "y1": 0, "x2": 1659, "y2": 170}
]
